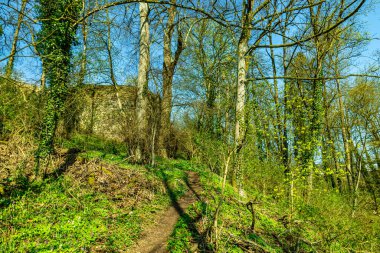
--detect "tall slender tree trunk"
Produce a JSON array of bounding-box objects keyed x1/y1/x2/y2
[
  {"x1": 135, "y1": 2, "x2": 150, "y2": 162},
  {"x1": 269, "y1": 34, "x2": 282, "y2": 158},
  {"x1": 322, "y1": 83, "x2": 339, "y2": 190},
  {"x1": 40, "y1": 70, "x2": 46, "y2": 90},
  {"x1": 158, "y1": 0, "x2": 184, "y2": 158},
  {"x1": 281, "y1": 26, "x2": 290, "y2": 171},
  {"x1": 224, "y1": 84, "x2": 230, "y2": 139},
  {"x1": 234, "y1": 0, "x2": 254, "y2": 192},
  {"x1": 306, "y1": 0, "x2": 335, "y2": 198},
  {"x1": 335, "y1": 78, "x2": 353, "y2": 192},
  {"x1": 5, "y1": 0, "x2": 28, "y2": 77},
  {"x1": 88, "y1": 86, "x2": 96, "y2": 134}
]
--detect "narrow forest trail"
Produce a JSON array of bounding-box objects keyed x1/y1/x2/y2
[{"x1": 129, "y1": 171, "x2": 203, "y2": 253}]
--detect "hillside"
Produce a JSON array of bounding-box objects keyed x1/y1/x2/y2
[
  {"x1": 1, "y1": 0, "x2": 380, "y2": 252},
  {"x1": 1, "y1": 135, "x2": 379, "y2": 252}
]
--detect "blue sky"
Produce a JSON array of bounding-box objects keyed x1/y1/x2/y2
[{"x1": 360, "y1": 1, "x2": 380, "y2": 59}]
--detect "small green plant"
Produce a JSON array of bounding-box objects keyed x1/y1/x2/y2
[{"x1": 167, "y1": 214, "x2": 193, "y2": 252}]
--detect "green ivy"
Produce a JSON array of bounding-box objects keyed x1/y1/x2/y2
[{"x1": 34, "y1": 0, "x2": 81, "y2": 172}]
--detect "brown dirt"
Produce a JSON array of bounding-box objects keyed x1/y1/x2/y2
[{"x1": 129, "y1": 171, "x2": 202, "y2": 253}]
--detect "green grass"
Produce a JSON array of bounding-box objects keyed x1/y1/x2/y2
[
  {"x1": 0, "y1": 166, "x2": 188, "y2": 252},
  {"x1": 169, "y1": 162, "x2": 380, "y2": 252},
  {"x1": 3, "y1": 134, "x2": 378, "y2": 252},
  {"x1": 166, "y1": 165, "x2": 298, "y2": 252},
  {"x1": 1, "y1": 178, "x2": 139, "y2": 252},
  {"x1": 167, "y1": 212, "x2": 194, "y2": 252},
  {"x1": 0, "y1": 137, "x2": 192, "y2": 252},
  {"x1": 59, "y1": 134, "x2": 128, "y2": 156}
]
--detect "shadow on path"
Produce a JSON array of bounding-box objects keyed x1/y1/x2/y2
[
  {"x1": 157, "y1": 168, "x2": 210, "y2": 252},
  {"x1": 130, "y1": 167, "x2": 210, "y2": 253}
]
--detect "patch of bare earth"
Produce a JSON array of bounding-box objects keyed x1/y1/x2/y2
[{"x1": 129, "y1": 171, "x2": 202, "y2": 253}]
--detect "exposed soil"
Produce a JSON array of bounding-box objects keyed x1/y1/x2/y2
[{"x1": 129, "y1": 171, "x2": 202, "y2": 253}]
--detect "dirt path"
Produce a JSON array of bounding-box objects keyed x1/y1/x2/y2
[{"x1": 129, "y1": 171, "x2": 202, "y2": 253}]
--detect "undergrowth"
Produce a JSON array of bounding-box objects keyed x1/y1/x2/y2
[
  {"x1": 168, "y1": 162, "x2": 380, "y2": 252},
  {"x1": 1, "y1": 134, "x2": 379, "y2": 252},
  {"x1": 0, "y1": 136, "x2": 190, "y2": 252}
]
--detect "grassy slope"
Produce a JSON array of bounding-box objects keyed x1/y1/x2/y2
[
  {"x1": 1, "y1": 134, "x2": 379, "y2": 252},
  {"x1": 0, "y1": 135, "x2": 189, "y2": 252},
  {"x1": 168, "y1": 165, "x2": 380, "y2": 252}
]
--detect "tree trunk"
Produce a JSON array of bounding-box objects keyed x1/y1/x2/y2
[
  {"x1": 306, "y1": 0, "x2": 335, "y2": 198},
  {"x1": 35, "y1": 0, "x2": 80, "y2": 176},
  {"x1": 106, "y1": 9, "x2": 123, "y2": 111},
  {"x1": 40, "y1": 70, "x2": 46, "y2": 90},
  {"x1": 135, "y1": 2, "x2": 150, "y2": 162},
  {"x1": 158, "y1": 0, "x2": 184, "y2": 158},
  {"x1": 5, "y1": 0, "x2": 28, "y2": 77},
  {"x1": 234, "y1": 0, "x2": 254, "y2": 191},
  {"x1": 281, "y1": 21, "x2": 290, "y2": 171},
  {"x1": 336, "y1": 78, "x2": 353, "y2": 192},
  {"x1": 269, "y1": 34, "x2": 282, "y2": 158},
  {"x1": 322, "y1": 84, "x2": 339, "y2": 190}
]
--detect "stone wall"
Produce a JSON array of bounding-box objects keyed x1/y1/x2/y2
[
  {"x1": 0, "y1": 77, "x2": 157, "y2": 142},
  {"x1": 76, "y1": 85, "x2": 157, "y2": 142}
]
